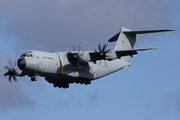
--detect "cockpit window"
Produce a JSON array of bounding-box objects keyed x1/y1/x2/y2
[
  {"x1": 20, "y1": 54, "x2": 27, "y2": 57},
  {"x1": 20, "y1": 53, "x2": 33, "y2": 58}
]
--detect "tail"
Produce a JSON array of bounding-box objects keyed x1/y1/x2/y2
[{"x1": 108, "y1": 27, "x2": 174, "y2": 62}]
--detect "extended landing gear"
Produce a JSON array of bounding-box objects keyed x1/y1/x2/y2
[
  {"x1": 29, "y1": 74, "x2": 38, "y2": 82},
  {"x1": 53, "y1": 83, "x2": 69, "y2": 89},
  {"x1": 75, "y1": 79, "x2": 91, "y2": 85},
  {"x1": 31, "y1": 76, "x2": 37, "y2": 82},
  {"x1": 53, "y1": 79, "x2": 91, "y2": 89}
]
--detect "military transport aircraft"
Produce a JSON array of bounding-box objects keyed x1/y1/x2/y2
[{"x1": 3, "y1": 27, "x2": 174, "y2": 89}]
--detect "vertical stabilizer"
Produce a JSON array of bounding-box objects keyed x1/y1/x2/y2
[
  {"x1": 114, "y1": 27, "x2": 137, "y2": 50},
  {"x1": 111, "y1": 27, "x2": 138, "y2": 62}
]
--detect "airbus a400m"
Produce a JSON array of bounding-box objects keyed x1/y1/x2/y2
[{"x1": 3, "y1": 27, "x2": 173, "y2": 89}]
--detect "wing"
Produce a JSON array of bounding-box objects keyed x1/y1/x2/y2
[
  {"x1": 65, "y1": 48, "x2": 157, "y2": 64},
  {"x1": 89, "y1": 48, "x2": 157, "y2": 62}
]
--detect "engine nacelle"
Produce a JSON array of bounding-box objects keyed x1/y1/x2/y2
[
  {"x1": 105, "y1": 50, "x2": 117, "y2": 60},
  {"x1": 79, "y1": 52, "x2": 91, "y2": 63}
]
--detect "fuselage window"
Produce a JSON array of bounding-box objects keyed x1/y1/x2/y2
[{"x1": 30, "y1": 54, "x2": 33, "y2": 57}]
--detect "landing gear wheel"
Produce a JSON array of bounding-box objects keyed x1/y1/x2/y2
[
  {"x1": 66, "y1": 84, "x2": 69, "y2": 88},
  {"x1": 31, "y1": 76, "x2": 37, "y2": 82},
  {"x1": 61, "y1": 84, "x2": 69, "y2": 89},
  {"x1": 58, "y1": 83, "x2": 62, "y2": 88},
  {"x1": 31, "y1": 77, "x2": 34, "y2": 82},
  {"x1": 75, "y1": 79, "x2": 79, "y2": 84},
  {"x1": 62, "y1": 84, "x2": 66, "y2": 89},
  {"x1": 53, "y1": 83, "x2": 58, "y2": 88},
  {"x1": 79, "y1": 79, "x2": 83, "y2": 84},
  {"x1": 87, "y1": 80, "x2": 91, "y2": 84},
  {"x1": 84, "y1": 80, "x2": 87, "y2": 85}
]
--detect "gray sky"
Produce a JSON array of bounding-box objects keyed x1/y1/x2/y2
[{"x1": 1, "y1": 0, "x2": 178, "y2": 51}]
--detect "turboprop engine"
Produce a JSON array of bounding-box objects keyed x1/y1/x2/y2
[
  {"x1": 105, "y1": 50, "x2": 117, "y2": 60},
  {"x1": 79, "y1": 52, "x2": 91, "y2": 63}
]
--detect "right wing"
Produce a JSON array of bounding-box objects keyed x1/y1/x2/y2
[{"x1": 88, "y1": 48, "x2": 157, "y2": 62}]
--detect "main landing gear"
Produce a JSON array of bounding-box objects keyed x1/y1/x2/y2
[
  {"x1": 75, "y1": 79, "x2": 91, "y2": 85},
  {"x1": 53, "y1": 79, "x2": 91, "y2": 89},
  {"x1": 53, "y1": 83, "x2": 69, "y2": 89},
  {"x1": 31, "y1": 76, "x2": 37, "y2": 81}
]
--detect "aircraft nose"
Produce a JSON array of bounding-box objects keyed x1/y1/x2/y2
[{"x1": 18, "y1": 58, "x2": 26, "y2": 70}]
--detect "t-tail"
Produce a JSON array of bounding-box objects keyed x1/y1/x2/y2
[{"x1": 108, "y1": 27, "x2": 174, "y2": 62}]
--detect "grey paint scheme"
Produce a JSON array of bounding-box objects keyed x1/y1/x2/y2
[
  {"x1": 13, "y1": 27, "x2": 174, "y2": 86},
  {"x1": 22, "y1": 51, "x2": 130, "y2": 81}
]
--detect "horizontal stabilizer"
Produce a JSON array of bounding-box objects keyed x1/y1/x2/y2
[
  {"x1": 116, "y1": 47, "x2": 157, "y2": 52},
  {"x1": 123, "y1": 29, "x2": 175, "y2": 35},
  {"x1": 115, "y1": 48, "x2": 157, "y2": 58}
]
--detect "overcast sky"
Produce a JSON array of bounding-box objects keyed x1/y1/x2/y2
[{"x1": 0, "y1": 0, "x2": 180, "y2": 120}]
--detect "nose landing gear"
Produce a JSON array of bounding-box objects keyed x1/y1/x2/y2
[{"x1": 31, "y1": 76, "x2": 37, "y2": 81}]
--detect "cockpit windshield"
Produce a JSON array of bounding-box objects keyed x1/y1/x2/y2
[
  {"x1": 20, "y1": 53, "x2": 33, "y2": 58},
  {"x1": 20, "y1": 53, "x2": 27, "y2": 57}
]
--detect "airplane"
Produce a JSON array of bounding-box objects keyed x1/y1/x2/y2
[{"x1": 3, "y1": 27, "x2": 174, "y2": 89}]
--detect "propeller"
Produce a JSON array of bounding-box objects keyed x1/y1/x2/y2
[
  {"x1": 93, "y1": 43, "x2": 110, "y2": 63},
  {"x1": 3, "y1": 60, "x2": 17, "y2": 82},
  {"x1": 67, "y1": 45, "x2": 82, "y2": 66}
]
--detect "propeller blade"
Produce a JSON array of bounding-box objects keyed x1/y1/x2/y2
[
  {"x1": 78, "y1": 45, "x2": 81, "y2": 52},
  {"x1": 94, "y1": 49, "x2": 97, "y2": 54},
  {"x1": 9, "y1": 75, "x2": 12, "y2": 82},
  {"x1": 72, "y1": 46, "x2": 76, "y2": 52},
  {"x1": 105, "y1": 49, "x2": 110, "y2": 54},
  {"x1": 102, "y1": 44, "x2": 107, "y2": 52},
  {"x1": 68, "y1": 45, "x2": 83, "y2": 67},
  {"x1": 93, "y1": 43, "x2": 111, "y2": 65},
  {"x1": 13, "y1": 74, "x2": 17, "y2": 82},
  {"x1": 4, "y1": 60, "x2": 18, "y2": 82},
  {"x1": 8, "y1": 60, "x2": 12, "y2": 68},
  {"x1": 14, "y1": 60, "x2": 16, "y2": 68},
  {"x1": 3, "y1": 72, "x2": 9, "y2": 76},
  {"x1": 98, "y1": 44, "x2": 102, "y2": 52},
  {"x1": 4, "y1": 65, "x2": 10, "y2": 70}
]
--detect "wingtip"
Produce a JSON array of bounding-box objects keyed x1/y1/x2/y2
[
  {"x1": 150, "y1": 48, "x2": 158, "y2": 50},
  {"x1": 166, "y1": 29, "x2": 176, "y2": 31}
]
